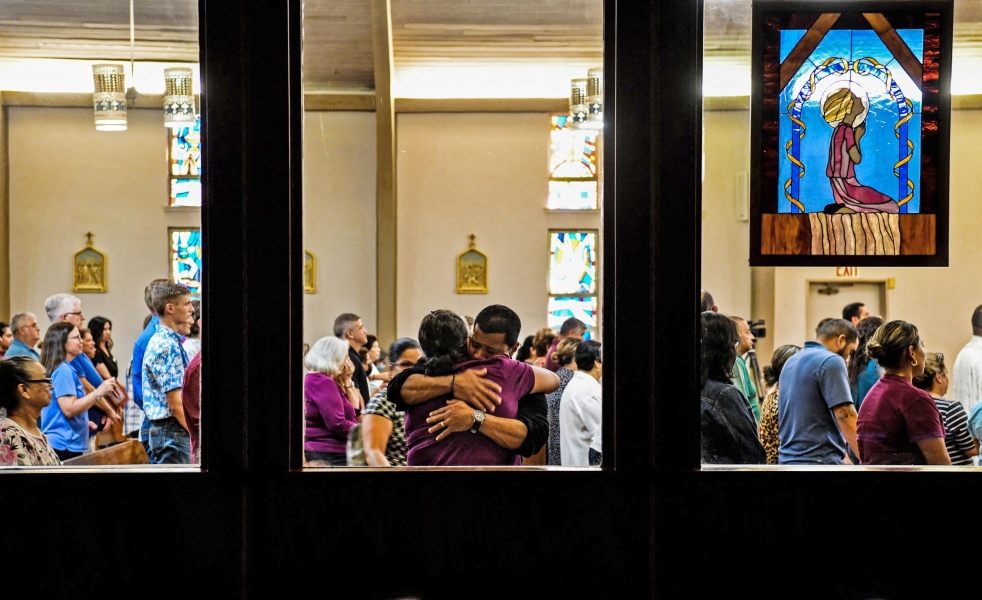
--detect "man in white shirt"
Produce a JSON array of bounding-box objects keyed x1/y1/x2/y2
[
  {"x1": 560, "y1": 340, "x2": 603, "y2": 466},
  {"x1": 950, "y1": 305, "x2": 982, "y2": 415}
]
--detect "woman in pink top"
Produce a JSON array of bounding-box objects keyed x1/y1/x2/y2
[
  {"x1": 856, "y1": 320, "x2": 950, "y2": 465},
  {"x1": 304, "y1": 336, "x2": 361, "y2": 467}
]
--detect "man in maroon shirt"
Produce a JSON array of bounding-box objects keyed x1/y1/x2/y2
[
  {"x1": 544, "y1": 317, "x2": 586, "y2": 372},
  {"x1": 182, "y1": 308, "x2": 202, "y2": 463}
]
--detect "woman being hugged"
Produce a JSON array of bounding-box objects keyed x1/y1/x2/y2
[
  {"x1": 303, "y1": 336, "x2": 360, "y2": 467},
  {"x1": 0, "y1": 356, "x2": 61, "y2": 466},
  {"x1": 39, "y1": 323, "x2": 118, "y2": 461},
  {"x1": 912, "y1": 351, "x2": 977, "y2": 466},
  {"x1": 857, "y1": 321, "x2": 950, "y2": 465},
  {"x1": 699, "y1": 312, "x2": 766, "y2": 465}
]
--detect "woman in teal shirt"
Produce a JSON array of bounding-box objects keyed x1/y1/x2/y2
[{"x1": 39, "y1": 323, "x2": 117, "y2": 461}]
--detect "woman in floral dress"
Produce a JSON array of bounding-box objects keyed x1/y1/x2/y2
[{"x1": 0, "y1": 355, "x2": 61, "y2": 466}]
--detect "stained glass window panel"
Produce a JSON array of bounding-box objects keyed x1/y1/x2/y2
[
  {"x1": 549, "y1": 231, "x2": 597, "y2": 295},
  {"x1": 170, "y1": 229, "x2": 202, "y2": 298},
  {"x1": 169, "y1": 116, "x2": 202, "y2": 207},
  {"x1": 547, "y1": 115, "x2": 598, "y2": 210},
  {"x1": 548, "y1": 296, "x2": 597, "y2": 338}
]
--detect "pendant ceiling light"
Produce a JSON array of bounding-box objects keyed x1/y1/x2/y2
[
  {"x1": 92, "y1": 0, "x2": 137, "y2": 131},
  {"x1": 92, "y1": 64, "x2": 127, "y2": 131},
  {"x1": 569, "y1": 68, "x2": 604, "y2": 130},
  {"x1": 164, "y1": 67, "x2": 196, "y2": 128},
  {"x1": 569, "y1": 78, "x2": 588, "y2": 126}
]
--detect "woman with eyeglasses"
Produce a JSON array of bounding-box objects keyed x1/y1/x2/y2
[
  {"x1": 361, "y1": 338, "x2": 424, "y2": 466},
  {"x1": 0, "y1": 356, "x2": 61, "y2": 466},
  {"x1": 39, "y1": 322, "x2": 118, "y2": 461},
  {"x1": 912, "y1": 351, "x2": 978, "y2": 466}
]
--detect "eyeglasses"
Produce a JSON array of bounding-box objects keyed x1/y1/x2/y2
[
  {"x1": 68, "y1": 335, "x2": 81, "y2": 340},
  {"x1": 20, "y1": 378, "x2": 52, "y2": 386}
]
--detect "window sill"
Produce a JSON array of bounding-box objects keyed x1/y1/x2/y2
[
  {"x1": 544, "y1": 209, "x2": 600, "y2": 215},
  {"x1": 164, "y1": 205, "x2": 202, "y2": 213}
]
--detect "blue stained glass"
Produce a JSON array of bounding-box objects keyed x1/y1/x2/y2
[
  {"x1": 777, "y1": 26, "x2": 923, "y2": 214},
  {"x1": 171, "y1": 229, "x2": 202, "y2": 298},
  {"x1": 780, "y1": 30, "x2": 807, "y2": 62},
  {"x1": 169, "y1": 116, "x2": 202, "y2": 207},
  {"x1": 548, "y1": 297, "x2": 597, "y2": 329}
]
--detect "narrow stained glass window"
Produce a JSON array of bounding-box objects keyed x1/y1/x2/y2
[
  {"x1": 548, "y1": 230, "x2": 599, "y2": 338},
  {"x1": 549, "y1": 230, "x2": 597, "y2": 295},
  {"x1": 170, "y1": 229, "x2": 202, "y2": 298},
  {"x1": 169, "y1": 116, "x2": 202, "y2": 207},
  {"x1": 548, "y1": 115, "x2": 598, "y2": 210}
]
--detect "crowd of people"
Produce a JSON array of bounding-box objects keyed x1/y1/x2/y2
[
  {"x1": 301, "y1": 307, "x2": 600, "y2": 467},
  {"x1": 0, "y1": 280, "x2": 201, "y2": 466},
  {"x1": 700, "y1": 288, "x2": 982, "y2": 466}
]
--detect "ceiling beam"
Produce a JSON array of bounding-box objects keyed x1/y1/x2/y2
[{"x1": 371, "y1": 0, "x2": 397, "y2": 344}]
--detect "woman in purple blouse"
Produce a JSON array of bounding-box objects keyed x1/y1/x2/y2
[{"x1": 304, "y1": 336, "x2": 361, "y2": 467}]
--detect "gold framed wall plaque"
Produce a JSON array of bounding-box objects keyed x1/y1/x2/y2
[
  {"x1": 73, "y1": 232, "x2": 107, "y2": 293},
  {"x1": 304, "y1": 250, "x2": 316, "y2": 293},
  {"x1": 457, "y1": 234, "x2": 488, "y2": 294}
]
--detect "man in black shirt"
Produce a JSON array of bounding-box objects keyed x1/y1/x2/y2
[{"x1": 333, "y1": 312, "x2": 370, "y2": 410}]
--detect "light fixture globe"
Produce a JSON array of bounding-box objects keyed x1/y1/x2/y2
[
  {"x1": 92, "y1": 64, "x2": 127, "y2": 131},
  {"x1": 585, "y1": 67, "x2": 604, "y2": 129},
  {"x1": 569, "y1": 78, "x2": 588, "y2": 126},
  {"x1": 164, "y1": 67, "x2": 196, "y2": 128}
]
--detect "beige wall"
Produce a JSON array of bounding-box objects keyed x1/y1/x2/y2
[
  {"x1": 703, "y1": 108, "x2": 982, "y2": 367},
  {"x1": 702, "y1": 110, "x2": 752, "y2": 320},
  {"x1": 396, "y1": 112, "x2": 601, "y2": 341},
  {"x1": 8, "y1": 107, "x2": 200, "y2": 373},
  {"x1": 302, "y1": 111, "x2": 377, "y2": 345}
]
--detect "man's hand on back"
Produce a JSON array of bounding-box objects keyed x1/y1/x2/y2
[{"x1": 453, "y1": 368, "x2": 502, "y2": 413}]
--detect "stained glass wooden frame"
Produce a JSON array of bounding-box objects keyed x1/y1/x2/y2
[{"x1": 750, "y1": 0, "x2": 952, "y2": 266}]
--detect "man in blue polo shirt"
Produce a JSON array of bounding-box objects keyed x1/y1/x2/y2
[
  {"x1": 44, "y1": 293, "x2": 119, "y2": 434},
  {"x1": 4, "y1": 312, "x2": 41, "y2": 359},
  {"x1": 778, "y1": 319, "x2": 860, "y2": 465},
  {"x1": 132, "y1": 280, "x2": 170, "y2": 460}
]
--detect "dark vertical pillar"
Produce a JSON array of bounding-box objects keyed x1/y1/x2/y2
[
  {"x1": 200, "y1": 0, "x2": 302, "y2": 474},
  {"x1": 604, "y1": 0, "x2": 702, "y2": 474}
]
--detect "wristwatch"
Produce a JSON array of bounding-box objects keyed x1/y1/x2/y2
[{"x1": 470, "y1": 410, "x2": 486, "y2": 433}]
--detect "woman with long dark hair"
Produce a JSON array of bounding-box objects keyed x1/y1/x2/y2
[
  {"x1": 757, "y1": 344, "x2": 801, "y2": 465},
  {"x1": 699, "y1": 312, "x2": 765, "y2": 464},
  {"x1": 87, "y1": 316, "x2": 118, "y2": 380},
  {"x1": 38, "y1": 323, "x2": 117, "y2": 461},
  {"x1": 848, "y1": 316, "x2": 883, "y2": 410},
  {"x1": 857, "y1": 320, "x2": 950, "y2": 465}
]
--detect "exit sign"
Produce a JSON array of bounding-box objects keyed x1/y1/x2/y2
[{"x1": 835, "y1": 267, "x2": 860, "y2": 278}]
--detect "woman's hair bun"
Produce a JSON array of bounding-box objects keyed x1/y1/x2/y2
[{"x1": 865, "y1": 339, "x2": 886, "y2": 361}]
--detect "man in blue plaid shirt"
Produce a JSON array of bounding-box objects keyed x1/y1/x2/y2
[{"x1": 142, "y1": 281, "x2": 195, "y2": 464}]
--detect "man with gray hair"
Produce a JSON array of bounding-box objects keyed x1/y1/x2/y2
[
  {"x1": 4, "y1": 312, "x2": 41, "y2": 359},
  {"x1": 333, "y1": 313, "x2": 369, "y2": 411},
  {"x1": 44, "y1": 293, "x2": 120, "y2": 433}
]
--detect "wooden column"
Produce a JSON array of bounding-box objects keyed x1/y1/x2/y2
[{"x1": 372, "y1": 0, "x2": 397, "y2": 343}]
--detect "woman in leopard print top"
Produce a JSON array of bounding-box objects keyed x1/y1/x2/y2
[{"x1": 758, "y1": 345, "x2": 801, "y2": 465}]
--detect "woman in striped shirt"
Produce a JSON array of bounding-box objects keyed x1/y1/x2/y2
[{"x1": 913, "y1": 352, "x2": 979, "y2": 466}]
